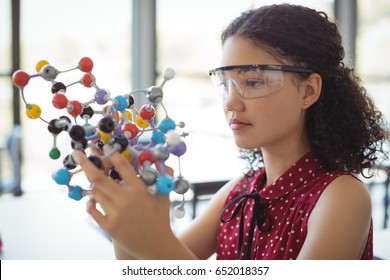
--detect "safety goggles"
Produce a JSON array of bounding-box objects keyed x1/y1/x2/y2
[{"x1": 208, "y1": 64, "x2": 313, "y2": 99}]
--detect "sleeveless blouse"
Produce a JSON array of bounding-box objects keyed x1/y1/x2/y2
[{"x1": 216, "y1": 152, "x2": 373, "y2": 260}]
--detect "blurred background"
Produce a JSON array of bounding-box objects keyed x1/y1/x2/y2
[{"x1": 0, "y1": 0, "x2": 389, "y2": 259}]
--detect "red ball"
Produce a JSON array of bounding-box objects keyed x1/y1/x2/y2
[
  {"x1": 138, "y1": 150, "x2": 155, "y2": 165},
  {"x1": 78, "y1": 57, "x2": 94, "y2": 72},
  {"x1": 122, "y1": 123, "x2": 139, "y2": 139},
  {"x1": 67, "y1": 100, "x2": 83, "y2": 117},
  {"x1": 139, "y1": 105, "x2": 156, "y2": 120},
  {"x1": 82, "y1": 73, "x2": 94, "y2": 87},
  {"x1": 12, "y1": 70, "x2": 30, "y2": 88},
  {"x1": 52, "y1": 93, "x2": 69, "y2": 109}
]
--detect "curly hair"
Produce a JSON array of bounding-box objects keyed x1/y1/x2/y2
[{"x1": 222, "y1": 4, "x2": 388, "y2": 176}]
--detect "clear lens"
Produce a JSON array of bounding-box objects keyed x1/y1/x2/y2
[{"x1": 210, "y1": 67, "x2": 284, "y2": 99}]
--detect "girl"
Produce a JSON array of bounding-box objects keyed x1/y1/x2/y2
[{"x1": 72, "y1": 4, "x2": 388, "y2": 259}]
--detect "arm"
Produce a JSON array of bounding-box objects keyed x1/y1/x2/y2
[
  {"x1": 297, "y1": 175, "x2": 372, "y2": 259},
  {"x1": 178, "y1": 177, "x2": 241, "y2": 259}
]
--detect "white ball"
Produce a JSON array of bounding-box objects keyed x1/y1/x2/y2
[
  {"x1": 173, "y1": 206, "x2": 185, "y2": 219},
  {"x1": 166, "y1": 130, "x2": 181, "y2": 145},
  {"x1": 163, "y1": 68, "x2": 175, "y2": 80}
]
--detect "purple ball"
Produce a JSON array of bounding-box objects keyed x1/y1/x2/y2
[
  {"x1": 94, "y1": 89, "x2": 109, "y2": 105},
  {"x1": 169, "y1": 141, "x2": 187, "y2": 157}
]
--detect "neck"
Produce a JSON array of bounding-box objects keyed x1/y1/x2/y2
[{"x1": 262, "y1": 144, "x2": 310, "y2": 186}]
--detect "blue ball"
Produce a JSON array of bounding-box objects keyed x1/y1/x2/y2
[
  {"x1": 112, "y1": 95, "x2": 129, "y2": 111},
  {"x1": 83, "y1": 123, "x2": 95, "y2": 137},
  {"x1": 68, "y1": 186, "x2": 84, "y2": 201},
  {"x1": 52, "y1": 168, "x2": 71, "y2": 185},
  {"x1": 151, "y1": 130, "x2": 164, "y2": 144},
  {"x1": 158, "y1": 118, "x2": 176, "y2": 133},
  {"x1": 156, "y1": 175, "x2": 175, "y2": 195}
]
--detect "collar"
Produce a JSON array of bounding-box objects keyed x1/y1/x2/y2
[{"x1": 249, "y1": 152, "x2": 322, "y2": 200}]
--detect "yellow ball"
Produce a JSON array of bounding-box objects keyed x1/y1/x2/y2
[
  {"x1": 136, "y1": 115, "x2": 149, "y2": 128},
  {"x1": 97, "y1": 130, "x2": 111, "y2": 143},
  {"x1": 120, "y1": 110, "x2": 133, "y2": 122},
  {"x1": 121, "y1": 150, "x2": 132, "y2": 162},
  {"x1": 36, "y1": 60, "x2": 49, "y2": 73},
  {"x1": 25, "y1": 104, "x2": 42, "y2": 119}
]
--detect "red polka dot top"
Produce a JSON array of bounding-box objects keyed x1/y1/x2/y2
[{"x1": 216, "y1": 152, "x2": 373, "y2": 260}]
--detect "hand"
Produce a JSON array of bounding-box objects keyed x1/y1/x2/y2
[{"x1": 72, "y1": 149, "x2": 174, "y2": 259}]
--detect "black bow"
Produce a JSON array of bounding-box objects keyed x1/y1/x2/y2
[{"x1": 221, "y1": 190, "x2": 271, "y2": 259}]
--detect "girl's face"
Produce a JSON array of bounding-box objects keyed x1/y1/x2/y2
[{"x1": 220, "y1": 36, "x2": 308, "y2": 152}]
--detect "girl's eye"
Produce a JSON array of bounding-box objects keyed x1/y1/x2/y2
[{"x1": 246, "y1": 79, "x2": 266, "y2": 88}]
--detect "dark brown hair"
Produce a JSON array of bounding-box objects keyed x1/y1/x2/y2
[{"x1": 222, "y1": 4, "x2": 388, "y2": 175}]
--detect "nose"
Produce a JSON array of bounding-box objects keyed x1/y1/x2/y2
[{"x1": 224, "y1": 80, "x2": 244, "y2": 112}]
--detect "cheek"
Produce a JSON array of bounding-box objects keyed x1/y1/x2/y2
[{"x1": 252, "y1": 98, "x2": 302, "y2": 132}]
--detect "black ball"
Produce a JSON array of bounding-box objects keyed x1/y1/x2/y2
[
  {"x1": 108, "y1": 167, "x2": 122, "y2": 180},
  {"x1": 69, "y1": 125, "x2": 85, "y2": 141},
  {"x1": 51, "y1": 82, "x2": 66, "y2": 94},
  {"x1": 63, "y1": 154, "x2": 77, "y2": 170},
  {"x1": 99, "y1": 117, "x2": 115, "y2": 133},
  {"x1": 47, "y1": 119, "x2": 63, "y2": 135},
  {"x1": 88, "y1": 155, "x2": 103, "y2": 169},
  {"x1": 111, "y1": 135, "x2": 129, "y2": 152},
  {"x1": 80, "y1": 106, "x2": 94, "y2": 119}
]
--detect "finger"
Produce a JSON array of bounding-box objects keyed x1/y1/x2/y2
[
  {"x1": 87, "y1": 198, "x2": 109, "y2": 230},
  {"x1": 72, "y1": 150, "x2": 120, "y2": 198},
  {"x1": 90, "y1": 184, "x2": 116, "y2": 214},
  {"x1": 91, "y1": 146, "x2": 113, "y2": 175},
  {"x1": 72, "y1": 150, "x2": 105, "y2": 182},
  {"x1": 104, "y1": 148, "x2": 145, "y2": 189}
]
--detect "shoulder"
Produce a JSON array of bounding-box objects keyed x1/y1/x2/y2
[
  {"x1": 317, "y1": 174, "x2": 371, "y2": 212},
  {"x1": 298, "y1": 174, "x2": 372, "y2": 259},
  {"x1": 311, "y1": 174, "x2": 371, "y2": 226}
]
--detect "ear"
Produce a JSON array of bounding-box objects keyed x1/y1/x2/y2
[{"x1": 301, "y1": 73, "x2": 322, "y2": 109}]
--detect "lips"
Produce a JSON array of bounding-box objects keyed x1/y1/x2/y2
[{"x1": 229, "y1": 118, "x2": 250, "y2": 131}]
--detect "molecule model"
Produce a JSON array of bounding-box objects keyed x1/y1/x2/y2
[{"x1": 12, "y1": 57, "x2": 190, "y2": 218}]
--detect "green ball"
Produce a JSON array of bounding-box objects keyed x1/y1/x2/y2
[{"x1": 49, "y1": 148, "x2": 61, "y2": 159}]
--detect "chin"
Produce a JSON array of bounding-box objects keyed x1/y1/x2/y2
[{"x1": 234, "y1": 141, "x2": 262, "y2": 150}]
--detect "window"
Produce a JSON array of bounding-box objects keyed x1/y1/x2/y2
[
  {"x1": 357, "y1": 0, "x2": 390, "y2": 121},
  {"x1": 0, "y1": 0, "x2": 12, "y2": 140}
]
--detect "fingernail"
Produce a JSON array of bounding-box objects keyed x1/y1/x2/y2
[{"x1": 72, "y1": 150, "x2": 83, "y2": 164}]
